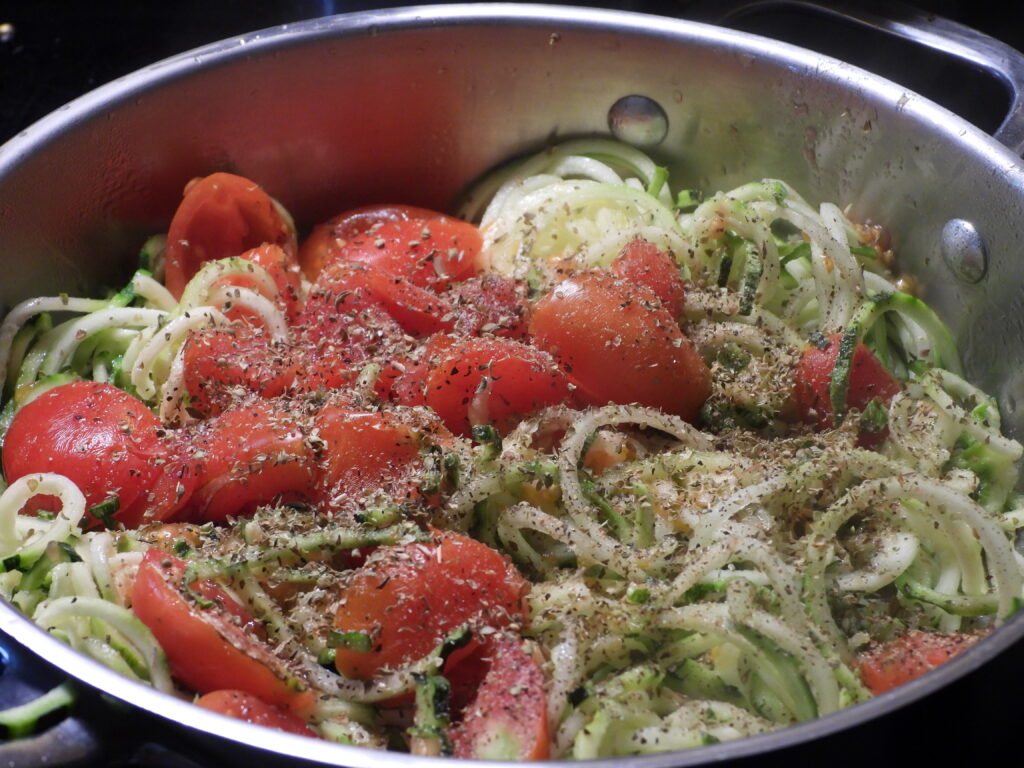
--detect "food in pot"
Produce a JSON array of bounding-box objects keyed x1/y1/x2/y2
[{"x1": 0, "y1": 139, "x2": 1019, "y2": 758}]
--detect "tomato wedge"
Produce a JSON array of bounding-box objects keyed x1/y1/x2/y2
[
  {"x1": 2, "y1": 381, "x2": 172, "y2": 527},
  {"x1": 856, "y1": 630, "x2": 981, "y2": 695},
  {"x1": 333, "y1": 531, "x2": 529, "y2": 680},
  {"x1": 446, "y1": 274, "x2": 530, "y2": 339},
  {"x1": 307, "y1": 260, "x2": 453, "y2": 339},
  {"x1": 529, "y1": 271, "x2": 710, "y2": 422},
  {"x1": 451, "y1": 634, "x2": 549, "y2": 760},
  {"x1": 611, "y1": 238, "x2": 687, "y2": 318},
  {"x1": 299, "y1": 204, "x2": 481, "y2": 287},
  {"x1": 229, "y1": 244, "x2": 304, "y2": 323},
  {"x1": 180, "y1": 399, "x2": 315, "y2": 522},
  {"x1": 408, "y1": 335, "x2": 574, "y2": 437},
  {"x1": 330, "y1": 217, "x2": 482, "y2": 291},
  {"x1": 182, "y1": 327, "x2": 299, "y2": 418},
  {"x1": 300, "y1": 204, "x2": 437, "y2": 280},
  {"x1": 165, "y1": 173, "x2": 298, "y2": 299},
  {"x1": 794, "y1": 332, "x2": 901, "y2": 446},
  {"x1": 132, "y1": 550, "x2": 314, "y2": 715},
  {"x1": 313, "y1": 405, "x2": 446, "y2": 512},
  {"x1": 196, "y1": 690, "x2": 318, "y2": 737}
]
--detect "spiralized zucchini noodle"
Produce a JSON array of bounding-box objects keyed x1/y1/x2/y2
[{"x1": 0, "y1": 137, "x2": 1020, "y2": 757}]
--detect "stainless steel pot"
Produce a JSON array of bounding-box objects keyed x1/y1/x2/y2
[{"x1": 2, "y1": 3, "x2": 1024, "y2": 766}]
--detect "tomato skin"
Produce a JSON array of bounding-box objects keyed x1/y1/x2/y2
[
  {"x1": 794, "y1": 332, "x2": 901, "y2": 445},
  {"x1": 299, "y1": 204, "x2": 480, "y2": 286},
  {"x1": 180, "y1": 399, "x2": 315, "y2": 523},
  {"x1": 313, "y1": 405, "x2": 443, "y2": 512},
  {"x1": 165, "y1": 173, "x2": 298, "y2": 299},
  {"x1": 196, "y1": 690, "x2": 318, "y2": 737},
  {"x1": 856, "y1": 630, "x2": 980, "y2": 695},
  {"x1": 387, "y1": 358, "x2": 430, "y2": 408},
  {"x1": 332, "y1": 217, "x2": 482, "y2": 291},
  {"x1": 2, "y1": 381, "x2": 170, "y2": 527},
  {"x1": 529, "y1": 272, "x2": 711, "y2": 423},
  {"x1": 446, "y1": 274, "x2": 530, "y2": 339},
  {"x1": 298, "y1": 267, "x2": 406, "y2": 385},
  {"x1": 182, "y1": 327, "x2": 299, "y2": 418},
  {"x1": 611, "y1": 239, "x2": 687, "y2": 318},
  {"x1": 451, "y1": 635, "x2": 549, "y2": 761},
  {"x1": 304, "y1": 260, "x2": 451, "y2": 341},
  {"x1": 415, "y1": 336, "x2": 574, "y2": 437},
  {"x1": 231, "y1": 244, "x2": 303, "y2": 323},
  {"x1": 132, "y1": 550, "x2": 314, "y2": 715},
  {"x1": 299, "y1": 204, "x2": 440, "y2": 280},
  {"x1": 333, "y1": 531, "x2": 529, "y2": 680}
]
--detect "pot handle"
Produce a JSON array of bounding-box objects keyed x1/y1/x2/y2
[{"x1": 703, "y1": 0, "x2": 1024, "y2": 155}]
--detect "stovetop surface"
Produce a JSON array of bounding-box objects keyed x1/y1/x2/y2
[{"x1": 1, "y1": 1, "x2": 1022, "y2": 766}]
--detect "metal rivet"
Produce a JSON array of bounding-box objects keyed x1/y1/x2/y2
[
  {"x1": 608, "y1": 95, "x2": 669, "y2": 147},
  {"x1": 940, "y1": 218, "x2": 987, "y2": 284}
]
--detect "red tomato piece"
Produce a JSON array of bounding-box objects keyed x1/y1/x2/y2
[
  {"x1": 446, "y1": 274, "x2": 530, "y2": 339},
  {"x1": 332, "y1": 531, "x2": 529, "y2": 680},
  {"x1": 165, "y1": 173, "x2": 298, "y2": 299},
  {"x1": 299, "y1": 204, "x2": 480, "y2": 287},
  {"x1": 856, "y1": 630, "x2": 980, "y2": 695},
  {"x1": 313, "y1": 405, "x2": 446, "y2": 512},
  {"x1": 451, "y1": 634, "x2": 549, "y2": 761},
  {"x1": 333, "y1": 218, "x2": 481, "y2": 291},
  {"x1": 529, "y1": 272, "x2": 711, "y2": 423},
  {"x1": 304, "y1": 260, "x2": 451, "y2": 341},
  {"x1": 611, "y1": 238, "x2": 687, "y2": 318},
  {"x1": 416, "y1": 336, "x2": 574, "y2": 437},
  {"x1": 371, "y1": 358, "x2": 417, "y2": 403},
  {"x1": 133, "y1": 550, "x2": 314, "y2": 714},
  {"x1": 794, "y1": 332, "x2": 901, "y2": 446},
  {"x1": 196, "y1": 690, "x2": 318, "y2": 738},
  {"x1": 386, "y1": 358, "x2": 431, "y2": 408},
  {"x1": 297, "y1": 269, "x2": 407, "y2": 390},
  {"x1": 227, "y1": 244, "x2": 303, "y2": 324},
  {"x1": 179, "y1": 399, "x2": 315, "y2": 523},
  {"x1": 2, "y1": 381, "x2": 174, "y2": 528},
  {"x1": 300, "y1": 204, "x2": 440, "y2": 280},
  {"x1": 182, "y1": 327, "x2": 299, "y2": 418}
]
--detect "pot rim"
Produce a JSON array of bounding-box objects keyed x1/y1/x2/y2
[{"x1": 1, "y1": 4, "x2": 1022, "y2": 766}]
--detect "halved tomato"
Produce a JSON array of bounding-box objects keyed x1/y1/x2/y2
[
  {"x1": 2, "y1": 381, "x2": 172, "y2": 527},
  {"x1": 529, "y1": 271, "x2": 710, "y2": 422},
  {"x1": 446, "y1": 274, "x2": 530, "y2": 339},
  {"x1": 304, "y1": 260, "x2": 451, "y2": 340},
  {"x1": 196, "y1": 690, "x2": 318, "y2": 737},
  {"x1": 299, "y1": 204, "x2": 438, "y2": 280},
  {"x1": 451, "y1": 634, "x2": 549, "y2": 761},
  {"x1": 313, "y1": 405, "x2": 445, "y2": 512},
  {"x1": 856, "y1": 630, "x2": 980, "y2": 695},
  {"x1": 611, "y1": 238, "x2": 687, "y2": 318},
  {"x1": 299, "y1": 204, "x2": 481, "y2": 288},
  {"x1": 132, "y1": 550, "x2": 314, "y2": 715},
  {"x1": 332, "y1": 531, "x2": 529, "y2": 680},
  {"x1": 164, "y1": 173, "x2": 298, "y2": 299},
  {"x1": 794, "y1": 331, "x2": 901, "y2": 446},
  {"x1": 181, "y1": 327, "x2": 299, "y2": 418},
  {"x1": 179, "y1": 398, "x2": 315, "y2": 523},
  {"x1": 411, "y1": 335, "x2": 574, "y2": 437}
]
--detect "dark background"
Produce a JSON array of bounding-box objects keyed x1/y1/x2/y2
[{"x1": 1, "y1": 1, "x2": 1022, "y2": 766}]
